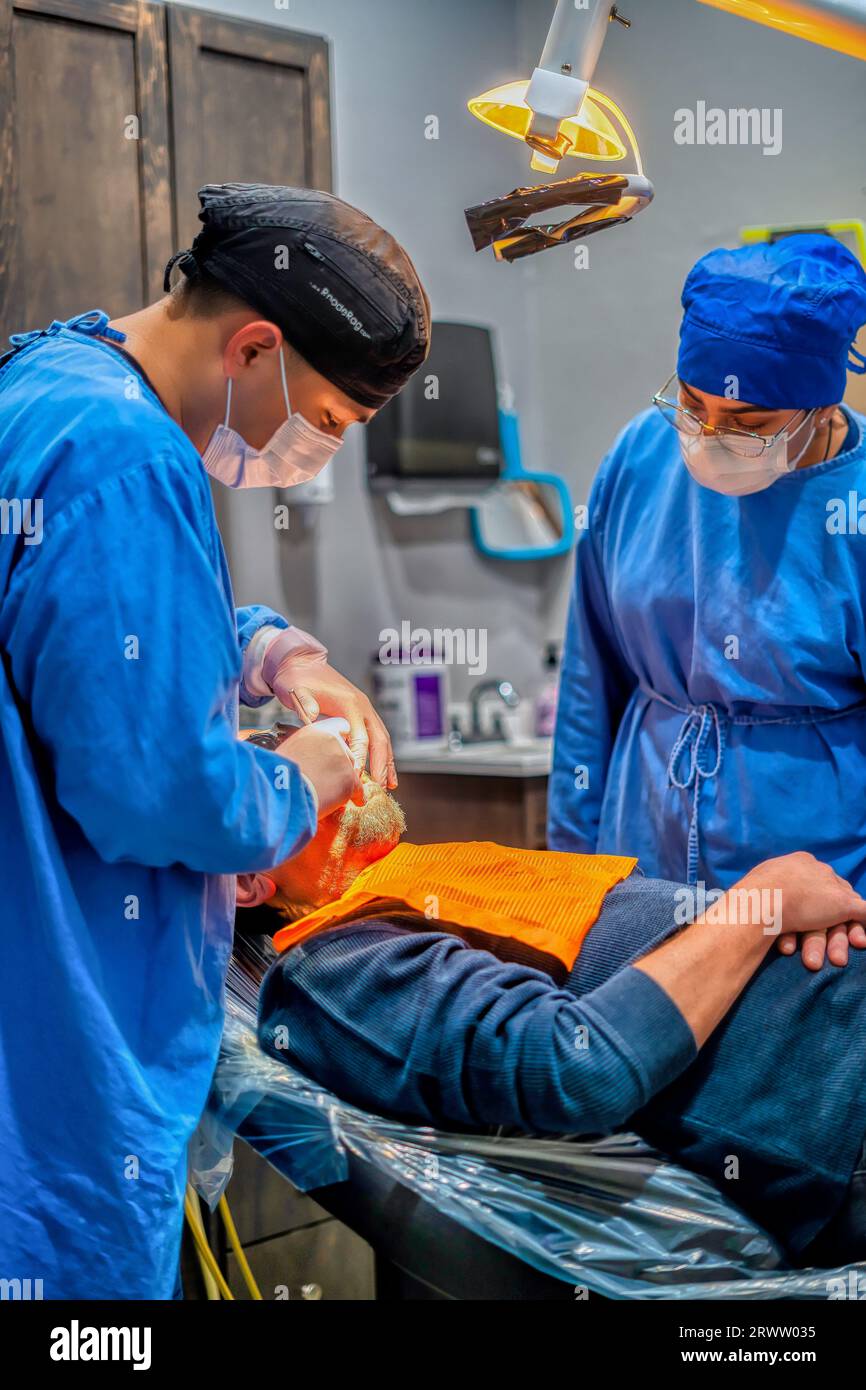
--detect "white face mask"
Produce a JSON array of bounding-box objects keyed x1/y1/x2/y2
[
  {"x1": 679, "y1": 409, "x2": 817, "y2": 497},
  {"x1": 201, "y1": 346, "x2": 343, "y2": 489}
]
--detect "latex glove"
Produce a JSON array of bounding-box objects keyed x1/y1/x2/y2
[
  {"x1": 263, "y1": 632, "x2": 397, "y2": 788},
  {"x1": 276, "y1": 721, "x2": 363, "y2": 817}
]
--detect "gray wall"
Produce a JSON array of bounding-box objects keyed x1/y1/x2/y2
[
  {"x1": 517, "y1": 0, "x2": 866, "y2": 633},
  {"x1": 179, "y1": 0, "x2": 866, "y2": 703},
  {"x1": 181, "y1": 0, "x2": 553, "y2": 706}
]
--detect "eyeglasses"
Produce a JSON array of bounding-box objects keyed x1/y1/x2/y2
[{"x1": 652, "y1": 372, "x2": 806, "y2": 459}]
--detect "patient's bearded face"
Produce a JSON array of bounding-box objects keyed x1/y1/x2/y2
[{"x1": 271, "y1": 772, "x2": 406, "y2": 908}]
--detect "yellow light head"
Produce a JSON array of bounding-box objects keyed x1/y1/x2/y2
[{"x1": 467, "y1": 79, "x2": 627, "y2": 163}]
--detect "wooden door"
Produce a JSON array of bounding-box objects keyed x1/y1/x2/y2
[
  {"x1": 166, "y1": 5, "x2": 333, "y2": 593},
  {"x1": 0, "y1": 0, "x2": 172, "y2": 340},
  {"x1": 167, "y1": 6, "x2": 332, "y2": 248}
]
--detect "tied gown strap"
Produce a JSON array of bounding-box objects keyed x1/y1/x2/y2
[{"x1": 666, "y1": 703, "x2": 725, "y2": 886}]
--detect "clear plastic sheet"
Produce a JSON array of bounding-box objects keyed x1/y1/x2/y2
[{"x1": 190, "y1": 942, "x2": 866, "y2": 1300}]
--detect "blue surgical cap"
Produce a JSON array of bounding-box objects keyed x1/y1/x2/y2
[{"x1": 677, "y1": 234, "x2": 866, "y2": 409}]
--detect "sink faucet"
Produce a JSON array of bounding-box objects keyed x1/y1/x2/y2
[{"x1": 466, "y1": 679, "x2": 521, "y2": 743}]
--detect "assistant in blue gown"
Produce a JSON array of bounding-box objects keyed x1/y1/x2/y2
[
  {"x1": 549, "y1": 236, "x2": 866, "y2": 891},
  {"x1": 0, "y1": 312, "x2": 318, "y2": 1298}
]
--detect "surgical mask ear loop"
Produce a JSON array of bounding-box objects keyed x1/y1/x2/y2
[
  {"x1": 277, "y1": 341, "x2": 291, "y2": 418},
  {"x1": 785, "y1": 409, "x2": 817, "y2": 469},
  {"x1": 224, "y1": 343, "x2": 288, "y2": 431}
]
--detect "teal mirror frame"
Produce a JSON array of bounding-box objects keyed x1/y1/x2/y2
[{"x1": 470, "y1": 410, "x2": 575, "y2": 560}]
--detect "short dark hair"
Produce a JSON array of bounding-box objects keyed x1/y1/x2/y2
[{"x1": 169, "y1": 265, "x2": 246, "y2": 318}]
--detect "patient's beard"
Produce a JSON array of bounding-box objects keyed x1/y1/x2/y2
[
  {"x1": 315, "y1": 787, "x2": 405, "y2": 900},
  {"x1": 341, "y1": 785, "x2": 406, "y2": 848},
  {"x1": 271, "y1": 897, "x2": 319, "y2": 923},
  {"x1": 276, "y1": 787, "x2": 406, "y2": 916}
]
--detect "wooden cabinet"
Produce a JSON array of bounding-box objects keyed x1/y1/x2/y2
[
  {"x1": 394, "y1": 772, "x2": 550, "y2": 850},
  {"x1": 0, "y1": 0, "x2": 331, "y2": 338},
  {"x1": 0, "y1": 0, "x2": 173, "y2": 339},
  {"x1": 167, "y1": 5, "x2": 331, "y2": 247},
  {"x1": 163, "y1": 3, "x2": 331, "y2": 564},
  {"x1": 0, "y1": 0, "x2": 332, "y2": 571}
]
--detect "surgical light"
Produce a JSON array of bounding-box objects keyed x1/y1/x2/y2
[
  {"x1": 467, "y1": 1, "x2": 639, "y2": 174},
  {"x1": 696, "y1": 0, "x2": 866, "y2": 62},
  {"x1": 468, "y1": 81, "x2": 628, "y2": 166},
  {"x1": 464, "y1": 170, "x2": 653, "y2": 263},
  {"x1": 465, "y1": 1, "x2": 652, "y2": 260}
]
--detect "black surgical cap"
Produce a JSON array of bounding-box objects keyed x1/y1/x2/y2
[{"x1": 164, "y1": 183, "x2": 431, "y2": 409}]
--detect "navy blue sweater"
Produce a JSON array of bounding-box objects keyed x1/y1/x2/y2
[{"x1": 258, "y1": 874, "x2": 866, "y2": 1254}]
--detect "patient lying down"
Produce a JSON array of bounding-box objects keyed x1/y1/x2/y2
[{"x1": 238, "y1": 729, "x2": 866, "y2": 1269}]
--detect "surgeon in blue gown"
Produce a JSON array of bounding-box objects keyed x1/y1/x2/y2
[
  {"x1": 0, "y1": 184, "x2": 429, "y2": 1297},
  {"x1": 549, "y1": 235, "x2": 866, "y2": 910}
]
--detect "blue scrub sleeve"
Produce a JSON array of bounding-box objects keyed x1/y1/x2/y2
[
  {"x1": 236, "y1": 604, "x2": 288, "y2": 708},
  {"x1": 4, "y1": 456, "x2": 317, "y2": 873},
  {"x1": 548, "y1": 463, "x2": 637, "y2": 853},
  {"x1": 258, "y1": 925, "x2": 697, "y2": 1135}
]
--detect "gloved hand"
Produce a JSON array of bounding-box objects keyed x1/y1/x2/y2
[
  {"x1": 262, "y1": 629, "x2": 397, "y2": 788},
  {"x1": 276, "y1": 722, "x2": 363, "y2": 817}
]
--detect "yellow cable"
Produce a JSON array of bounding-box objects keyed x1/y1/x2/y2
[
  {"x1": 185, "y1": 1186, "x2": 220, "y2": 1301},
  {"x1": 219, "y1": 1195, "x2": 263, "y2": 1301},
  {"x1": 184, "y1": 1193, "x2": 234, "y2": 1300},
  {"x1": 184, "y1": 1197, "x2": 233, "y2": 1301}
]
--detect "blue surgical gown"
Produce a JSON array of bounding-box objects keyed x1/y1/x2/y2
[
  {"x1": 0, "y1": 313, "x2": 317, "y2": 1298},
  {"x1": 548, "y1": 405, "x2": 866, "y2": 890}
]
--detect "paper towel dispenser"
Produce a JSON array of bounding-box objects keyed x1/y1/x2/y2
[{"x1": 365, "y1": 321, "x2": 504, "y2": 490}]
